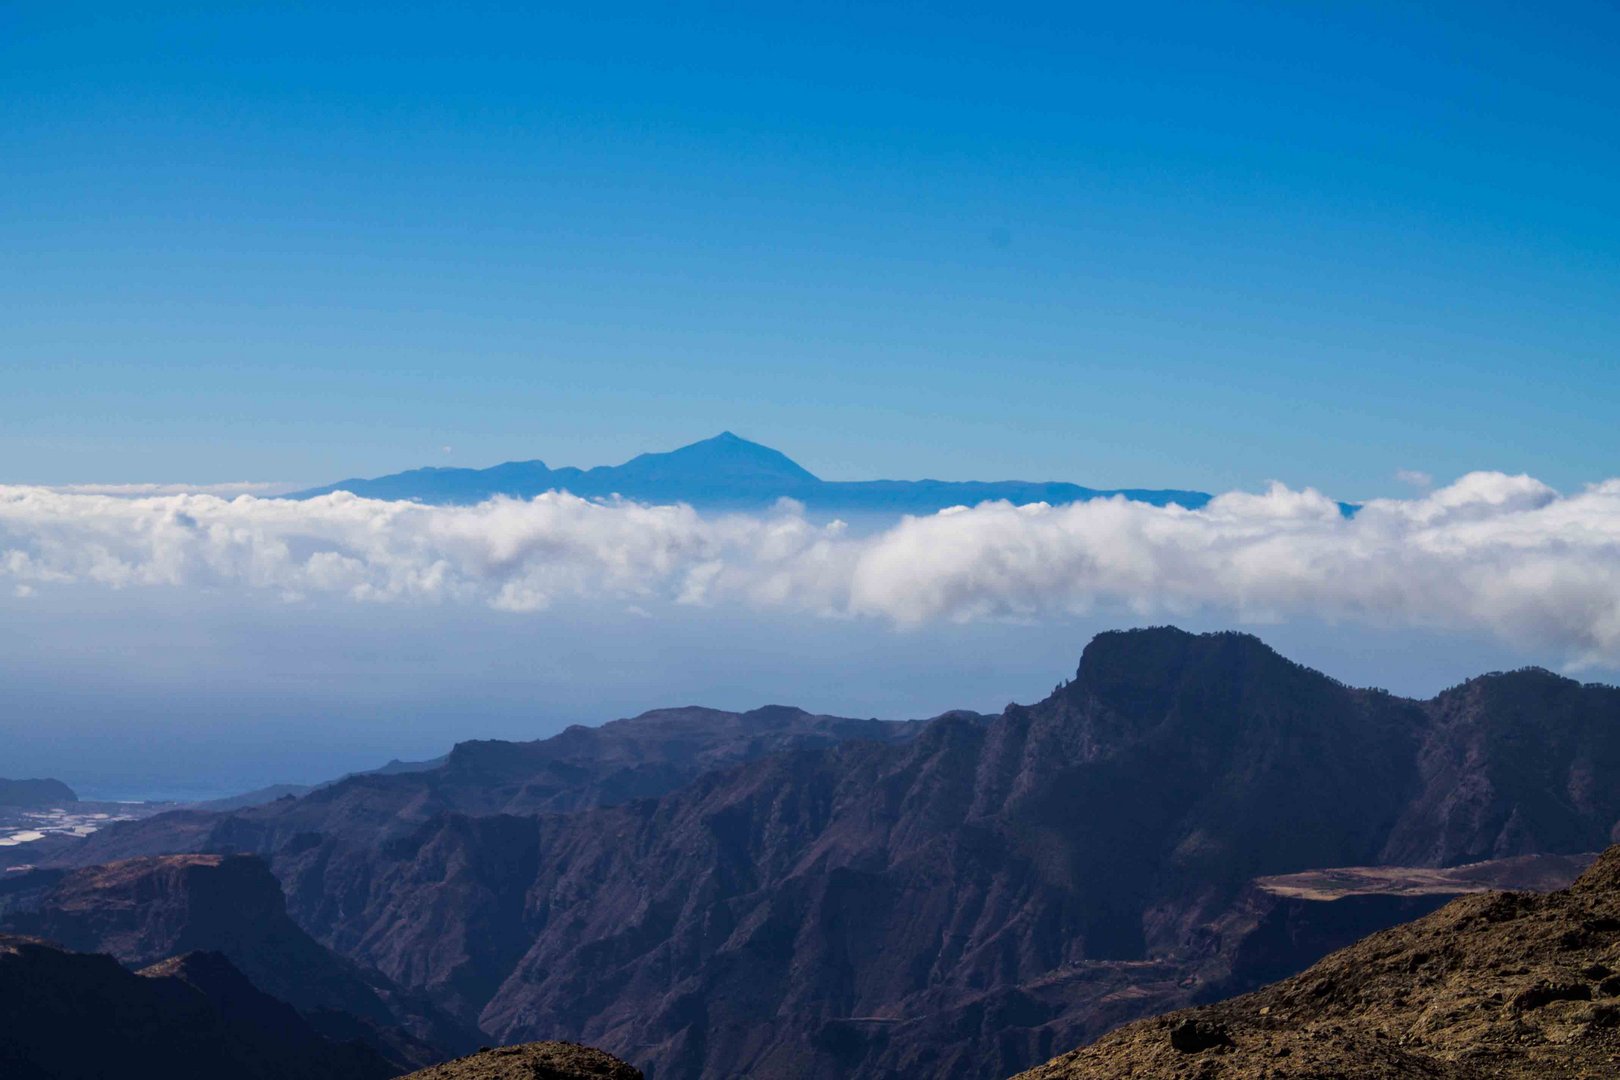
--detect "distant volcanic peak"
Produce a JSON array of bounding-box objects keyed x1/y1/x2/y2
[
  {"x1": 290, "y1": 432, "x2": 1212, "y2": 510},
  {"x1": 614, "y1": 431, "x2": 821, "y2": 485}
]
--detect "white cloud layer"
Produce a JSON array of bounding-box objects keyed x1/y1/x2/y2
[
  {"x1": 4, "y1": 473, "x2": 1620, "y2": 665},
  {"x1": 48, "y1": 481, "x2": 295, "y2": 497}
]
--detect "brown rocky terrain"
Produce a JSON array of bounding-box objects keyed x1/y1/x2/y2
[
  {"x1": 0, "y1": 933, "x2": 397, "y2": 1079},
  {"x1": 42, "y1": 628, "x2": 1620, "y2": 1078},
  {"x1": 400, "y1": 1042, "x2": 643, "y2": 1080},
  {"x1": 1017, "y1": 844, "x2": 1620, "y2": 1079}
]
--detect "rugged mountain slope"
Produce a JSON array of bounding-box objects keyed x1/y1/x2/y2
[
  {"x1": 0, "y1": 934, "x2": 397, "y2": 1080},
  {"x1": 0, "y1": 854, "x2": 472, "y2": 1069},
  {"x1": 400, "y1": 1043, "x2": 643, "y2": 1080},
  {"x1": 52, "y1": 628, "x2": 1620, "y2": 1078},
  {"x1": 1384, "y1": 665, "x2": 1620, "y2": 866},
  {"x1": 71, "y1": 704, "x2": 924, "y2": 866},
  {"x1": 157, "y1": 629, "x2": 1592, "y2": 1077},
  {"x1": 292, "y1": 431, "x2": 1212, "y2": 512},
  {"x1": 1018, "y1": 845, "x2": 1620, "y2": 1078}
]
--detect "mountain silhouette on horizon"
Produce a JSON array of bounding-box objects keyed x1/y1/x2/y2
[{"x1": 290, "y1": 432, "x2": 1214, "y2": 512}]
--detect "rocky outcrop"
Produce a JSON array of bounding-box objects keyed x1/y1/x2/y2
[
  {"x1": 0, "y1": 934, "x2": 397, "y2": 1080},
  {"x1": 1017, "y1": 845, "x2": 1620, "y2": 1078},
  {"x1": 399, "y1": 1042, "x2": 643, "y2": 1080}
]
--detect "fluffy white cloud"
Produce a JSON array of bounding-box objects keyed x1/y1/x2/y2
[
  {"x1": 47, "y1": 481, "x2": 295, "y2": 497},
  {"x1": 4, "y1": 474, "x2": 1620, "y2": 665}
]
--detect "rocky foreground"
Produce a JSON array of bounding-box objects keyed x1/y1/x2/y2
[
  {"x1": 1018, "y1": 845, "x2": 1620, "y2": 1078},
  {"x1": 399, "y1": 1042, "x2": 642, "y2": 1079}
]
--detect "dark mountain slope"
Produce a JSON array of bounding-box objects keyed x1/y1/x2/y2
[
  {"x1": 0, "y1": 934, "x2": 396, "y2": 1080},
  {"x1": 292, "y1": 432, "x2": 1212, "y2": 512},
  {"x1": 0, "y1": 854, "x2": 472, "y2": 1069},
  {"x1": 1384, "y1": 666, "x2": 1620, "y2": 866},
  {"x1": 1018, "y1": 844, "x2": 1620, "y2": 1079}
]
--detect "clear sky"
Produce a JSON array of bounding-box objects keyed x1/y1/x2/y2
[{"x1": 5, "y1": 2, "x2": 1618, "y2": 497}]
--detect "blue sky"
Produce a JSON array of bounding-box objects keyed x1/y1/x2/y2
[{"x1": 5, "y1": 2, "x2": 1618, "y2": 496}]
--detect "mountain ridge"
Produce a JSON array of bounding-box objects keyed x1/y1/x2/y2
[
  {"x1": 290, "y1": 432, "x2": 1215, "y2": 512},
  {"x1": 44, "y1": 627, "x2": 1620, "y2": 1078}
]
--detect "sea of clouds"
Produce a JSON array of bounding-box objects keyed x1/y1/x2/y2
[{"x1": 4, "y1": 472, "x2": 1619, "y2": 666}]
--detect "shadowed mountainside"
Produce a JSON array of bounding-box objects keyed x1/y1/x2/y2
[
  {"x1": 1018, "y1": 844, "x2": 1620, "y2": 1078},
  {"x1": 0, "y1": 934, "x2": 398, "y2": 1080},
  {"x1": 50, "y1": 628, "x2": 1620, "y2": 1078},
  {"x1": 0, "y1": 854, "x2": 473, "y2": 1070}
]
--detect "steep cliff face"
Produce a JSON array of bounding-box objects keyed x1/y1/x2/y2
[
  {"x1": 0, "y1": 935, "x2": 398, "y2": 1080},
  {"x1": 1018, "y1": 846, "x2": 1620, "y2": 1079},
  {"x1": 1384, "y1": 668, "x2": 1620, "y2": 866},
  {"x1": 48, "y1": 628, "x2": 1620, "y2": 1079}
]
